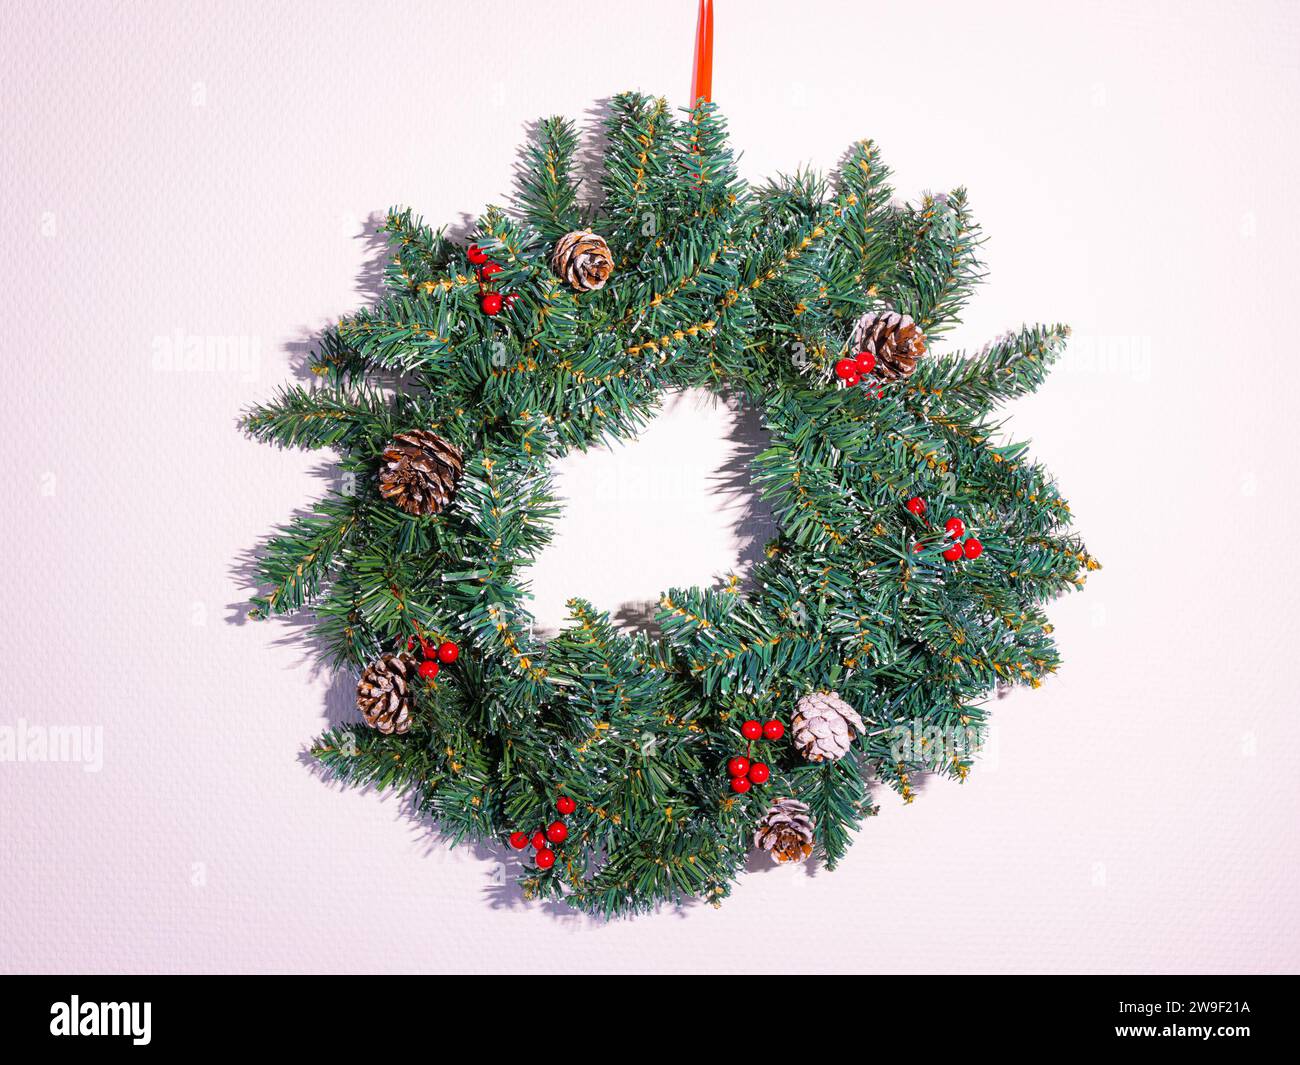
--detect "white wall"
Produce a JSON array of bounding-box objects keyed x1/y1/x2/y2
[{"x1": 1, "y1": 0, "x2": 1297, "y2": 973}]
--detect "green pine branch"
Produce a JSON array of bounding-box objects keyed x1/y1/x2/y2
[
  {"x1": 241, "y1": 382, "x2": 397, "y2": 451},
  {"x1": 908, "y1": 323, "x2": 1072, "y2": 416},
  {"x1": 516, "y1": 115, "x2": 583, "y2": 241},
  {"x1": 250, "y1": 493, "x2": 365, "y2": 617},
  {"x1": 890, "y1": 189, "x2": 985, "y2": 336}
]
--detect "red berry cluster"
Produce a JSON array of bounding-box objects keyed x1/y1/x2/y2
[
  {"x1": 467, "y1": 243, "x2": 517, "y2": 316},
  {"x1": 904, "y1": 497, "x2": 983, "y2": 562},
  {"x1": 726, "y1": 718, "x2": 784, "y2": 794},
  {"x1": 834, "y1": 350, "x2": 882, "y2": 396},
  {"x1": 406, "y1": 635, "x2": 460, "y2": 680},
  {"x1": 507, "y1": 794, "x2": 577, "y2": 871}
]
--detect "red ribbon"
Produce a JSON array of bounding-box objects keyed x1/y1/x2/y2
[{"x1": 692, "y1": 0, "x2": 714, "y2": 103}]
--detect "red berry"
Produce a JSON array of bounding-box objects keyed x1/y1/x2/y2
[
  {"x1": 906, "y1": 496, "x2": 927, "y2": 515},
  {"x1": 477, "y1": 261, "x2": 502, "y2": 280},
  {"x1": 964, "y1": 538, "x2": 984, "y2": 559},
  {"x1": 508, "y1": 831, "x2": 529, "y2": 850},
  {"x1": 504, "y1": 292, "x2": 519, "y2": 308},
  {"x1": 942, "y1": 543, "x2": 963, "y2": 562},
  {"x1": 730, "y1": 776, "x2": 751, "y2": 794},
  {"x1": 418, "y1": 660, "x2": 439, "y2": 679},
  {"x1": 835, "y1": 358, "x2": 859, "y2": 381},
  {"x1": 535, "y1": 848, "x2": 556, "y2": 870},
  {"x1": 747, "y1": 762, "x2": 770, "y2": 784},
  {"x1": 913, "y1": 543, "x2": 925, "y2": 553},
  {"x1": 842, "y1": 371, "x2": 860, "y2": 387},
  {"x1": 481, "y1": 292, "x2": 503, "y2": 315},
  {"x1": 727, "y1": 756, "x2": 751, "y2": 778},
  {"x1": 556, "y1": 795, "x2": 576, "y2": 815},
  {"x1": 855, "y1": 351, "x2": 877, "y2": 375},
  {"x1": 741, "y1": 720, "x2": 762, "y2": 740},
  {"x1": 546, "y1": 820, "x2": 568, "y2": 844},
  {"x1": 467, "y1": 244, "x2": 488, "y2": 265},
  {"x1": 945, "y1": 517, "x2": 965, "y2": 539},
  {"x1": 762, "y1": 720, "x2": 784, "y2": 740},
  {"x1": 531, "y1": 831, "x2": 547, "y2": 850},
  {"x1": 436, "y1": 641, "x2": 459, "y2": 663}
]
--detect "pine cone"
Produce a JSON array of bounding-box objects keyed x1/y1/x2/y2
[
  {"x1": 849, "y1": 309, "x2": 928, "y2": 380},
  {"x1": 550, "y1": 230, "x2": 614, "y2": 292},
  {"x1": 792, "y1": 691, "x2": 865, "y2": 763},
  {"x1": 754, "y1": 797, "x2": 816, "y2": 864},
  {"x1": 378, "y1": 429, "x2": 463, "y2": 517},
  {"x1": 356, "y1": 653, "x2": 417, "y2": 734}
]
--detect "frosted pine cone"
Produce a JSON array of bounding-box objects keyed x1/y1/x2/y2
[
  {"x1": 754, "y1": 797, "x2": 815, "y2": 864},
  {"x1": 378, "y1": 429, "x2": 463, "y2": 517},
  {"x1": 550, "y1": 230, "x2": 614, "y2": 292},
  {"x1": 792, "y1": 691, "x2": 865, "y2": 763},
  {"x1": 356, "y1": 653, "x2": 417, "y2": 734},
  {"x1": 849, "y1": 309, "x2": 928, "y2": 380}
]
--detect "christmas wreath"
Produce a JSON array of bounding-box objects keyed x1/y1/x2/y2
[{"x1": 243, "y1": 92, "x2": 1097, "y2": 917}]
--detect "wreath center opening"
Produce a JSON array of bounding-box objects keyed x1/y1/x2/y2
[{"x1": 524, "y1": 388, "x2": 775, "y2": 640}]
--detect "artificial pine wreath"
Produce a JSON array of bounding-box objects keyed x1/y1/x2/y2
[{"x1": 243, "y1": 93, "x2": 1097, "y2": 917}]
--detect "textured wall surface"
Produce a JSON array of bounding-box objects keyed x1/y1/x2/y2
[{"x1": 2, "y1": 0, "x2": 1297, "y2": 974}]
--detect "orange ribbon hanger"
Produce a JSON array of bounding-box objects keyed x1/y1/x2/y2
[{"x1": 692, "y1": 0, "x2": 714, "y2": 103}]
